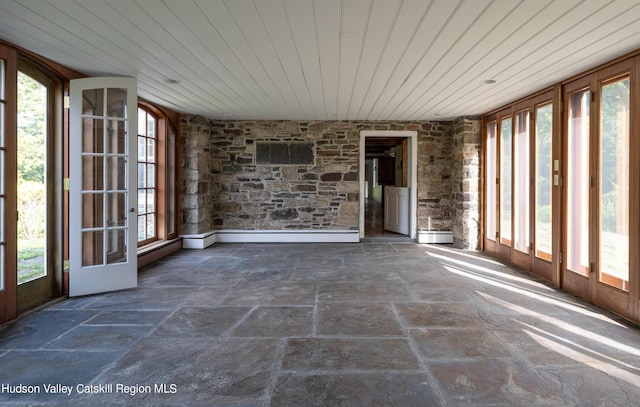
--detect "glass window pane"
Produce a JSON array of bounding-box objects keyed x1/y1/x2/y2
[
  {"x1": 106, "y1": 120, "x2": 126, "y2": 154},
  {"x1": 500, "y1": 118, "x2": 512, "y2": 246},
  {"x1": 83, "y1": 118, "x2": 104, "y2": 153},
  {"x1": 106, "y1": 88, "x2": 126, "y2": 118},
  {"x1": 567, "y1": 89, "x2": 590, "y2": 276},
  {"x1": 0, "y1": 149, "x2": 4, "y2": 194},
  {"x1": 599, "y1": 77, "x2": 630, "y2": 291},
  {"x1": 0, "y1": 59, "x2": 4, "y2": 99},
  {"x1": 535, "y1": 103, "x2": 553, "y2": 261},
  {"x1": 138, "y1": 108, "x2": 146, "y2": 136},
  {"x1": 82, "y1": 156, "x2": 104, "y2": 191},
  {"x1": 0, "y1": 198, "x2": 3, "y2": 242},
  {"x1": 514, "y1": 111, "x2": 530, "y2": 254},
  {"x1": 106, "y1": 157, "x2": 126, "y2": 191},
  {"x1": 486, "y1": 121, "x2": 497, "y2": 241},
  {"x1": 82, "y1": 193, "x2": 104, "y2": 228},
  {"x1": 82, "y1": 231, "x2": 104, "y2": 267},
  {"x1": 82, "y1": 89, "x2": 103, "y2": 116},
  {"x1": 106, "y1": 229, "x2": 127, "y2": 264},
  {"x1": 138, "y1": 190, "x2": 145, "y2": 214},
  {"x1": 17, "y1": 69, "x2": 48, "y2": 284},
  {"x1": 138, "y1": 216, "x2": 145, "y2": 241},
  {"x1": 147, "y1": 138, "x2": 155, "y2": 163},
  {"x1": 138, "y1": 136, "x2": 146, "y2": 161},
  {"x1": 106, "y1": 193, "x2": 126, "y2": 227},
  {"x1": 0, "y1": 244, "x2": 4, "y2": 290},
  {"x1": 0, "y1": 102, "x2": 4, "y2": 147},
  {"x1": 138, "y1": 163, "x2": 146, "y2": 188},
  {"x1": 146, "y1": 213, "x2": 155, "y2": 239},
  {"x1": 147, "y1": 189, "x2": 155, "y2": 213},
  {"x1": 147, "y1": 115, "x2": 155, "y2": 138},
  {"x1": 147, "y1": 164, "x2": 155, "y2": 188}
]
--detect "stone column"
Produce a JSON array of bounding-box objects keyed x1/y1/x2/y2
[
  {"x1": 179, "y1": 115, "x2": 213, "y2": 234},
  {"x1": 451, "y1": 117, "x2": 481, "y2": 249}
]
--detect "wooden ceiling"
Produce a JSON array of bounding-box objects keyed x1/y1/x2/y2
[{"x1": 1, "y1": 0, "x2": 639, "y2": 121}]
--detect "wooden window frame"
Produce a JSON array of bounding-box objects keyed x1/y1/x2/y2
[{"x1": 137, "y1": 101, "x2": 179, "y2": 248}]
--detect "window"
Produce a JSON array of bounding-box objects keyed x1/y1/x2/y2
[
  {"x1": 513, "y1": 110, "x2": 530, "y2": 254},
  {"x1": 599, "y1": 75, "x2": 630, "y2": 291},
  {"x1": 566, "y1": 89, "x2": 590, "y2": 277},
  {"x1": 499, "y1": 117, "x2": 512, "y2": 246},
  {"x1": 17, "y1": 70, "x2": 48, "y2": 283},
  {"x1": 137, "y1": 108, "x2": 156, "y2": 244},
  {"x1": 534, "y1": 103, "x2": 553, "y2": 261},
  {"x1": 485, "y1": 121, "x2": 497, "y2": 241},
  {"x1": 136, "y1": 104, "x2": 178, "y2": 247}
]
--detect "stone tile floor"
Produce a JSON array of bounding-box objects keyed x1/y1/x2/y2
[{"x1": 1, "y1": 241, "x2": 640, "y2": 406}]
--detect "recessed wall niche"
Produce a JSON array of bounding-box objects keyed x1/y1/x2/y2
[{"x1": 256, "y1": 142, "x2": 314, "y2": 165}]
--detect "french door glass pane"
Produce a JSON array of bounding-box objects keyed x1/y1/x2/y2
[
  {"x1": 81, "y1": 87, "x2": 129, "y2": 267},
  {"x1": 83, "y1": 118, "x2": 104, "y2": 153},
  {"x1": 500, "y1": 118, "x2": 512, "y2": 246},
  {"x1": 82, "y1": 231, "x2": 104, "y2": 266},
  {"x1": 535, "y1": 103, "x2": 553, "y2": 260},
  {"x1": 599, "y1": 77, "x2": 630, "y2": 290},
  {"x1": 486, "y1": 121, "x2": 497, "y2": 241},
  {"x1": 82, "y1": 194, "x2": 103, "y2": 228},
  {"x1": 106, "y1": 229, "x2": 126, "y2": 264},
  {"x1": 514, "y1": 111, "x2": 530, "y2": 253},
  {"x1": 567, "y1": 89, "x2": 590, "y2": 276},
  {"x1": 17, "y1": 71, "x2": 47, "y2": 284},
  {"x1": 83, "y1": 89, "x2": 103, "y2": 116}
]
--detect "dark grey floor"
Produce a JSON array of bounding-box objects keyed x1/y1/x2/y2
[{"x1": 2, "y1": 242, "x2": 640, "y2": 406}]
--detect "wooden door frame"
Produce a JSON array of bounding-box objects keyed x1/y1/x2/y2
[
  {"x1": 359, "y1": 131, "x2": 417, "y2": 240},
  {"x1": 0, "y1": 44, "x2": 17, "y2": 323}
]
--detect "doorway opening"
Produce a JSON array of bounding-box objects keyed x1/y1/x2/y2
[{"x1": 359, "y1": 131, "x2": 417, "y2": 240}]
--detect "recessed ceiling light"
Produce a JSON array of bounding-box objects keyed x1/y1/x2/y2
[
  {"x1": 163, "y1": 78, "x2": 181, "y2": 84},
  {"x1": 481, "y1": 79, "x2": 497, "y2": 85}
]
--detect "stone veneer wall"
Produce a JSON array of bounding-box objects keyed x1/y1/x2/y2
[
  {"x1": 451, "y1": 117, "x2": 482, "y2": 249},
  {"x1": 180, "y1": 117, "x2": 471, "y2": 245}
]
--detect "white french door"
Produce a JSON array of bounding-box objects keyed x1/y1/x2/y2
[{"x1": 69, "y1": 77, "x2": 137, "y2": 297}]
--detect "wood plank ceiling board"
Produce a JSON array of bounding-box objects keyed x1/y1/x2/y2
[
  {"x1": 314, "y1": 0, "x2": 342, "y2": 119},
  {"x1": 441, "y1": 0, "x2": 640, "y2": 117},
  {"x1": 405, "y1": 0, "x2": 556, "y2": 119},
  {"x1": 414, "y1": 0, "x2": 603, "y2": 117},
  {"x1": 252, "y1": 0, "x2": 316, "y2": 119},
  {"x1": 355, "y1": 0, "x2": 437, "y2": 120},
  {"x1": 380, "y1": 0, "x2": 510, "y2": 121},
  {"x1": 368, "y1": 0, "x2": 472, "y2": 120},
  {"x1": 223, "y1": 0, "x2": 305, "y2": 119},
  {"x1": 283, "y1": 0, "x2": 326, "y2": 119},
  {"x1": 345, "y1": 0, "x2": 402, "y2": 120},
  {"x1": 166, "y1": 1, "x2": 266, "y2": 116},
  {"x1": 392, "y1": 0, "x2": 526, "y2": 120},
  {"x1": 337, "y1": 0, "x2": 370, "y2": 121},
  {"x1": 1, "y1": 0, "x2": 640, "y2": 120}
]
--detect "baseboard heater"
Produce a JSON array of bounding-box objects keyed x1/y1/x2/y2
[
  {"x1": 417, "y1": 231, "x2": 453, "y2": 244},
  {"x1": 182, "y1": 230, "x2": 360, "y2": 248}
]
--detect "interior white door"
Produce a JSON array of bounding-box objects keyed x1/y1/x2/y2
[
  {"x1": 69, "y1": 77, "x2": 138, "y2": 297},
  {"x1": 384, "y1": 186, "x2": 409, "y2": 235}
]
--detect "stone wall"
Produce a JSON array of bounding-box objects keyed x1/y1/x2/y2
[
  {"x1": 179, "y1": 117, "x2": 464, "y2": 243},
  {"x1": 416, "y1": 122, "x2": 453, "y2": 232},
  {"x1": 451, "y1": 117, "x2": 481, "y2": 249},
  {"x1": 179, "y1": 115, "x2": 213, "y2": 234}
]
